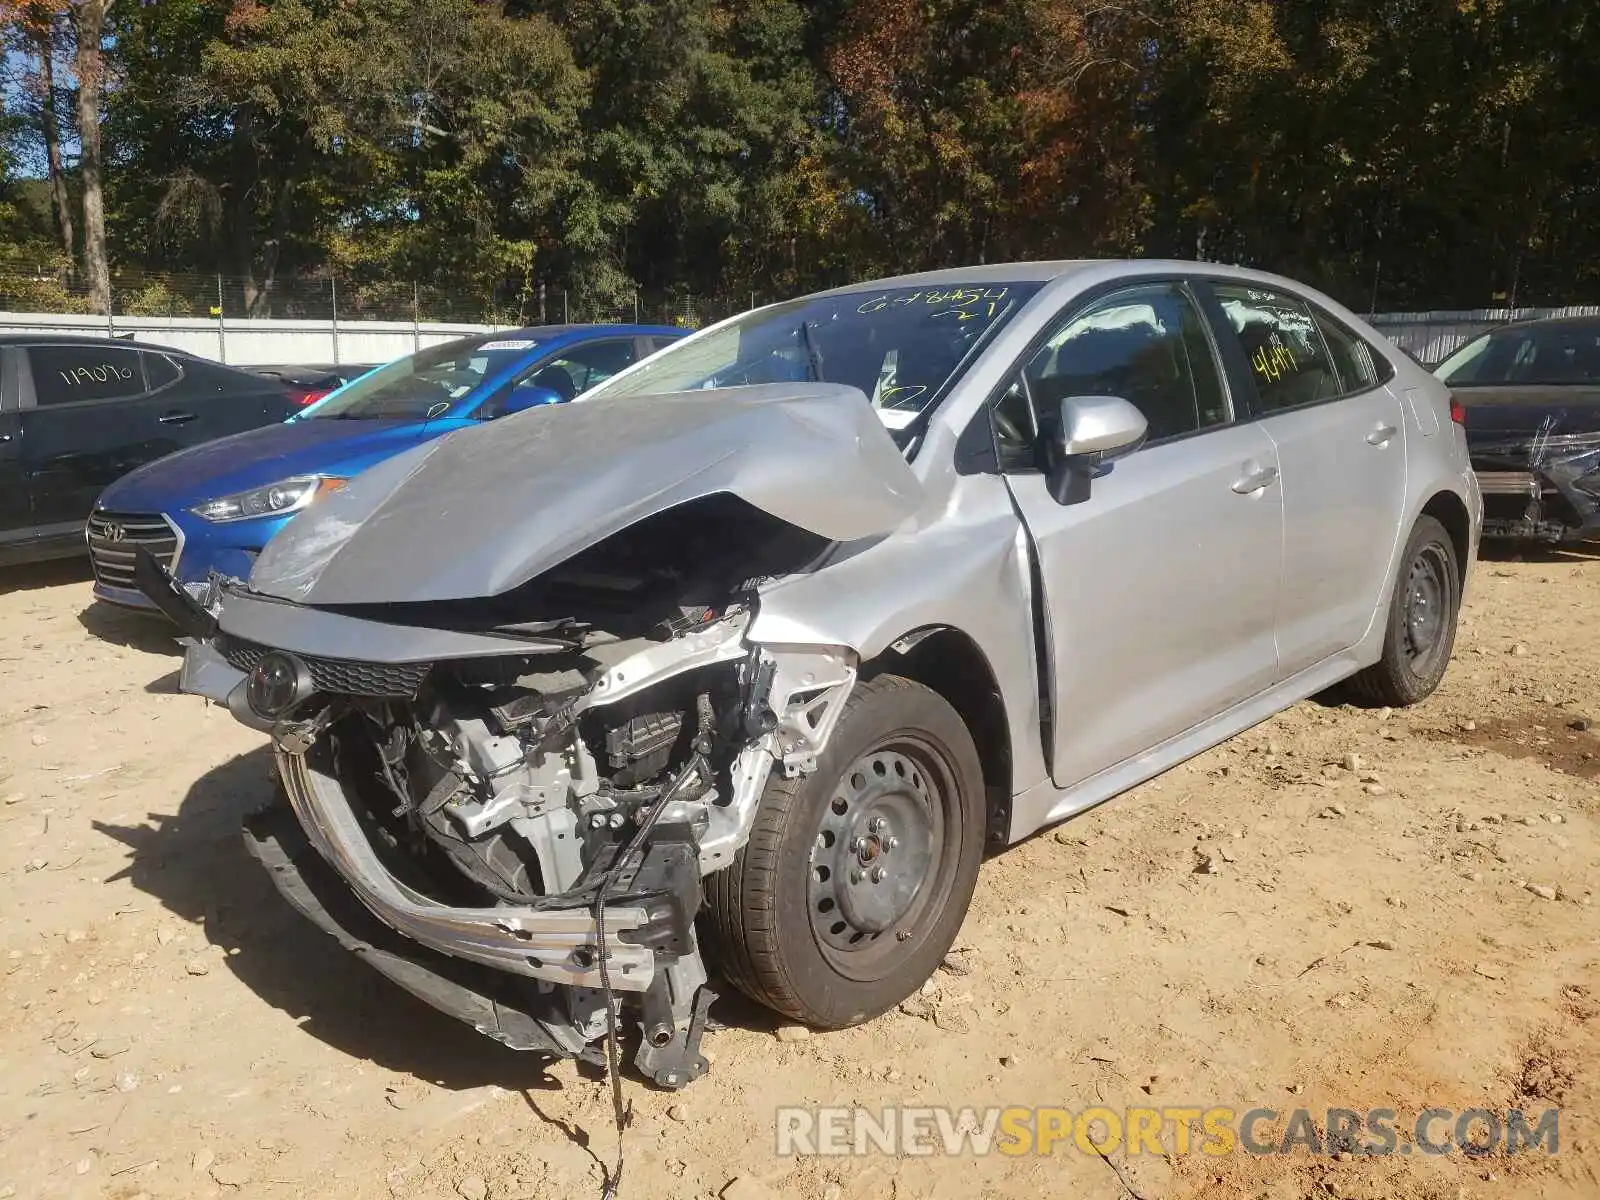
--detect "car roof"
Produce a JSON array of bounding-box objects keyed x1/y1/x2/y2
[
  {"x1": 814, "y1": 261, "x2": 1099, "y2": 295},
  {"x1": 0, "y1": 332, "x2": 205, "y2": 352},
  {"x1": 812, "y1": 258, "x2": 1343, "y2": 298},
  {"x1": 1472, "y1": 314, "x2": 1600, "y2": 334},
  {"x1": 495, "y1": 323, "x2": 685, "y2": 340}
]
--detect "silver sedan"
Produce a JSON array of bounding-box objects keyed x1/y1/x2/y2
[{"x1": 163, "y1": 259, "x2": 1481, "y2": 1086}]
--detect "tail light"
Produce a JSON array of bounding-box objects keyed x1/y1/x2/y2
[
  {"x1": 1449, "y1": 397, "x2": 1466, "y2": 426},
  {"x1": 290, "y1": 388, "x2": 330, "y2": 407}
]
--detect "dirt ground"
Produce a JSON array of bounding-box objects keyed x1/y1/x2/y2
[{"x1": 2, "y1": 550, "x2": 1599, "y2": 1200}]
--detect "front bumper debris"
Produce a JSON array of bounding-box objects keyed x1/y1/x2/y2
[
  {"x1": 180, "y1": 637, "x2": 246, "y2": 704},
  {"x1": 274, "y1": 748, "x2": 667, "y2": 991},
  {"x1": 242, "y1": 797, "x2": 591, "y2": 1056},
  {"x1": 158, "y1": 557, "x2": 846, "y2": 1091}
]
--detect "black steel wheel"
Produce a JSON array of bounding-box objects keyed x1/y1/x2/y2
[
  {"x1": 1346, "y1": 515, "x2": 1462, "y2": 707},
  {"x1": 704, "y1": 674, "x2": 986, "y2": 1028}
]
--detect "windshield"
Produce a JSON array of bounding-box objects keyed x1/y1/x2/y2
[
  {"x1": 307, "y1": 333, "x2": 542, "y2": 420},
  {"x1": 582, "y1": 282, "x2": 1044, "y2": 426},
  {"x1": 1436, "y1": 321, "x2": 1600, "y2": 387}
]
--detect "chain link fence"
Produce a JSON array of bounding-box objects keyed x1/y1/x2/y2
[
  {"x1": 9, "y1": 253, "x2": 1594, "y2": 367},
  {"x1": 0, "y1": 254, "x2": 766, "y2": 331}
]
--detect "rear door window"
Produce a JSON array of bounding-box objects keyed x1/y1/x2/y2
[
  {"x1": 29, "y1": 345, "x2": 149, "y2": 407},
  {"x1": 543, "y1": 339, "x2": 639, "y2": 394},
  {"x1": 1212, "y1": 285, "x2": 1342, "y2": 414}
]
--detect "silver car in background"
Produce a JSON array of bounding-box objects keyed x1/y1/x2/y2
[{"x1": 155, "y1": 259, "x2": 1480, "y2": 1088}]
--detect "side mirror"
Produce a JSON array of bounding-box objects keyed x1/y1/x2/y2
[
  {"x1": 1046, "y1": 395, "x2": 1147, "y2": 505},
  {"x1": 500, "y1": 384, "x2": 565, "y2": 416}
]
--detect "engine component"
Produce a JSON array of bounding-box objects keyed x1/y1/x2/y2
[{"x1": 605, "y1": 711, "x2": 684, "y2": 786}]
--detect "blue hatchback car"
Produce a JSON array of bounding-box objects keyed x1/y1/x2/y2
[{"x1": 89, "y1": 323, "x2": 683, "y2": 609}]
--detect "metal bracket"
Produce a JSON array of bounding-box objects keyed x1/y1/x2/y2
[
  {"x1": 634, "y1": 985, "x2": 717, "y2": 1090},
  {"x1": 272, "y1": 702, "x2": 341, "y2": 756}
]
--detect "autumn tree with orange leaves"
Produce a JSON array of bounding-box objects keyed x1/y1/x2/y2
[{"x1": 0, "y1": 0, "x2": 1597, "y2": 315}]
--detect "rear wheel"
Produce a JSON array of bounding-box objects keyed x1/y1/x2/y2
[
  {"x1": 703, "y1": 674, "x2": 985, "y2": 1028},
  {"x1": 1345, "y1": 515, "x2": 1460, "y2": 707}
]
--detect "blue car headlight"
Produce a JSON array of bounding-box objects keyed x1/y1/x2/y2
[{"x1": 190, "y1": 476, "x2": 347, "y2": 524}]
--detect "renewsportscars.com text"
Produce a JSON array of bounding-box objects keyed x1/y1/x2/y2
[{"x1": 775, "y1": 1105, "x2": 1559, "y2": 1158}]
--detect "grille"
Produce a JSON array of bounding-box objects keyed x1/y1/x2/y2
[
  {"x1": 86, "y1": 511, "x2": 180, "y2": 591},
  {"x1": 219, "y1": 636, "x2": 431, "y2": 699}
]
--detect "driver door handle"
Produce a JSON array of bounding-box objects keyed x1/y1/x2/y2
[
  {"x1": 1231, "y1": 464, "x2": 1279, "y2": 494},
  {"x1": 158, "y1": 410, "x2": 196, "y2": 425},
  {"x1": 1366, "y1": 423, "x2": 1398, "y2": 446}
]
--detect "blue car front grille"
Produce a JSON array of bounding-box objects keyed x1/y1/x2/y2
[{"x1": 87, "y1": 511, "x2": 180, "y2": 592}]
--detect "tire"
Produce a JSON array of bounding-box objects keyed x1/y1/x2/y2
[
  {"x1": 703, "y1": 673, "x2": 986, "y2": 1028},
  {"x1": 1344, "y1": 515, "x2": 1461, "y2": 707}
]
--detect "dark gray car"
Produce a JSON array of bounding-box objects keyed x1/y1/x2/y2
[
  {"x1": 1436, "y1": 315, "x2": 1600, "y2": 542},
  {"x1": 0, "y1": 336, "x2": 296, "y2": 567}
]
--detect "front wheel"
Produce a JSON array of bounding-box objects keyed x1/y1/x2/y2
[
  {"x1": 703, "y1": 674, "x2": 986, "y2": 1028},
  {"x1": 1345, "y1": 515, "x2": 1461, "y2": 707}
]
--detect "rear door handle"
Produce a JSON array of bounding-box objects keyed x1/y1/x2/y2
[
  {"x1": 158, "y1": 410, "x2": 196, "y2": 425},
  {"x1": 1366, "y1": 423, "x2": 1398, "y2": 446},
  {"x1": 1231, "y1": 464, "x2": 1279, "y2": 494}
]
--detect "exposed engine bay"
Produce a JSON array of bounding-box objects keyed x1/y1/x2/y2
[
  {"x1": 138, "y1": 382, "x2": 934, "y2": 1111},
  {"x1": 148, "y1": 492, "x2": 860, "y2": 1090}
]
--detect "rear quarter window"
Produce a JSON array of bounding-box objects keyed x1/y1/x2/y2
[
  {"x1": 1312, "y1": 307, "x2": 1394, "y2": 392},
  {"x1": 141, "y1": 352, "x2": 184, "y2": 390}
]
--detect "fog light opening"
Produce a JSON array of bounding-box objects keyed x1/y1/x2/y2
[{"x1": 246, "y1": 651, "x2": 316, "y2": 720}]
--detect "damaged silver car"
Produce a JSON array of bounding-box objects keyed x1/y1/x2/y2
[{"x1": 141, "y1": 261, "x2": 1481, "y2": 1089}]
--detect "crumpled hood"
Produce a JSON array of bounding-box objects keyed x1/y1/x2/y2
[
  {"x1": 249, "y1": 383, "x2": 923, "y2": 605},
  {"x1": 98, "y1": 415, "x2": 471, "y2": 513}
]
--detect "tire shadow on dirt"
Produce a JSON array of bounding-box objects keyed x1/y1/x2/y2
[{"x1": 91, "y1": 745, "x2": 559, "y2": 1093}]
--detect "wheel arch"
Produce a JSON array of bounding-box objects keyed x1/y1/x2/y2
[
  {"x1": 1419, "y1": 488, "x2": 1473, "y2": 586},
  {"x1": 864, "y1": 624, "x2": 1014, "y2": 848},
  {"x1": 1359, "y1": 482, "x2": 1477, "y2": 659}
]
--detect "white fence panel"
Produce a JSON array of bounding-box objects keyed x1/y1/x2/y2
[
  {"x1": 0, "y1": 310, "x2": 500, "y2": 367},
  {"x1": 3, "y1": 304, "x2": 1597, "y2": 372}
]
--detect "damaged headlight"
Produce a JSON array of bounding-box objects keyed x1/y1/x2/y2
[{"x1": 190, "y1": 476, "x2": 347, "y2": 523}]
